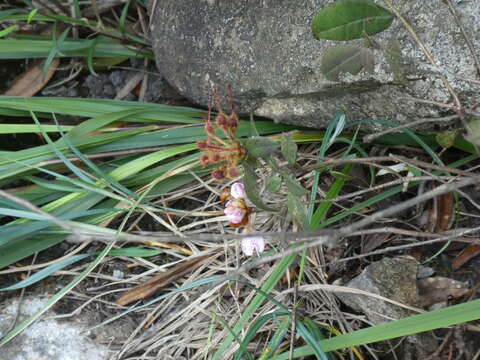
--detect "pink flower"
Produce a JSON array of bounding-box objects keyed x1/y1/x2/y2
[
  {"x1": 230, "y1": 182, "x2": 246, "y2": 199},
  {"x1": 224, "y1": 202, "x2": 247, "y2": 224},
  {"x1": 241, "y1": 236, "x2": 265, "y2": 256}
]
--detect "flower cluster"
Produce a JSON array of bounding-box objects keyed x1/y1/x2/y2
[
  {"x1": 222, "y1": 182, "x2": 265, "y2": 256},
  {"x1": 223, "y1": 182, "x2": 250, "y2": 227},
  {"x1": 197, "y1": 91, "x2": 246, "y2": 181}
]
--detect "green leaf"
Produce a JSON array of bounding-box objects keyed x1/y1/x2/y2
[
  {"x1": 281, "y1": 133, "x2": 297, "y2": 165},
  {"x1": 0, "y1": 25, "x2": 18, "y2": 38},
  {"x1": 0, "y1": 254, "x2": 90, "y2": 291},
  {"x1": 243, "y1": 162, "x2": 277, "y2": 212},
  {"x1": 465, "y1": 120, "x2": 480, "y2": 145},
  {"x1": 287, "y1": 193, "x2": 309, "y2": 230},
  {"x1": 321, "y1": 45, "x2": 374, "y2": 81},
  {"x1": 266, "y1": 176, "x2": 282, "y2": 193},
  {"x1": 285, "y1": 176, "x2": 308, "y2": 196},
  {"x1": 330, "y1": 170, "x2": 353, "y2": 181},
  {"x1": 311, "y1": 0, "x2": 394, "y2": 41},
  {"x1": 244, "y1": 137, "x2": 279, "y2": 160},
  {"x1": 436, "y1": 130, "x2": 457, "y2": 149},
  {"x1": 27, "y1": 9, "x2": 38, "y2": 23},
  {"x1": 272, "y1": 299, "x2": 480, "y2": 359}
]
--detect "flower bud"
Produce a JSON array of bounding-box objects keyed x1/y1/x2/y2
[
  {"x1": 197, "y1": 140, "x2": 207, "y2": 150},
  {"x1": 212, "y1": 169, "x2": 225, "y2": 180},
  {"x1": 200, "y1": 154, "x2": 210, "y2": 166},
  {"x1": 215, "y1": 113, "x2": 228, "y2": 128},
  {"x1": 228, "y1": 113, "x2": 238, "y2": 129},
  {"x1": 228, "y1": 167, "x2": 240, "y2": 178}
]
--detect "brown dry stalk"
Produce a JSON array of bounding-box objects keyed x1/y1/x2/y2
[{"x1": 116, "y1": 252, "x2": 215, "y2": 305}]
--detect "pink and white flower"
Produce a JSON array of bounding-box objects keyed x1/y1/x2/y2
[
  {"x1": 241, "y1": 236, "x2": 265, "y2": 256},
  {"x1": 230, "y1": 182, "x2": 246, "y2": 199},
  {"x1": 223, "y1": 182, "x2": 249, "y2": 226},
  {"x1": 224, "y1": 200, "x2": 247, "y2": 224}
]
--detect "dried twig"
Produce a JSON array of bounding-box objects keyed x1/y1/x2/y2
[
  {"x1": 363, "y1": 115, "x2": 459, "y2": 143},
  {"x1": 443, "y1": 0, "x2": 480, "y2": 78}
]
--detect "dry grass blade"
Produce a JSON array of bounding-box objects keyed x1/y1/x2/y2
[
  {"x1": 116, "y1": 252, "x2": 215, "y2": 306},
  {"x1": 3, "y1": 59, "x2": 59, "y2": 97},
  {"x1": 452, "y1": 244, "x2": 480, "y2": 270}
]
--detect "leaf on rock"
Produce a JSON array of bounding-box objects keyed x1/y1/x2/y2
[
  {"x1": 384, "y1": 39, "x2": 409, "y2": 87},
  {"x1": 312, "y1": 0, "x2": 394, "y2": 41},
  {"x1": 321, "y1": 45, "x2": 374, "y2": 81}
]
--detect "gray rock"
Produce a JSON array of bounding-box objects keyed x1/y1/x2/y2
[
  {"x1": 337, "y1": 257, "x2": 437, "y2": 357},
  {"x1": 149, "y1": 0, "x2": 480, "y2": 131},
  {"x1": 0, "y1": 295, "x2": 109, "y2": 360}
]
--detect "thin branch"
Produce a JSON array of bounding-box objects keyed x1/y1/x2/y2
[
  {"x1": 382, "y1": 0, "x2": 462, "y2": 109},
  {"x1": 336, "y1": 226, "x2": 480, "y2": 263},
  {"x1": 363, "y1": 115, "x2": 459, "y2": 143}
]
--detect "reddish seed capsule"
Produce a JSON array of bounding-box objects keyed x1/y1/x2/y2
[
  {"x1": 200, "y1": 154, "x2": 210, "y2": 165},
  {"x1": 212, "y1": 169, "x2": 225, "y2": 180},
  {"x1": 197, "y1": 140, "x2": 207, "y2": 149},
  {"x1": 228, "y1": 167, "x2": 240, "y2": 178},
  {"x1": 215, "y1": 113, "x2": 228, "y2": 127},
  {"x1": 211, "y1": 153, "x2": 221, "y2": 162},
  {"x1": 228, "y1": 114, "x2": 238, "y2": 129}
]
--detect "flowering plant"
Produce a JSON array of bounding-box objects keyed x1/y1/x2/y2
[{"x1": 197, "y1": 91, "x2": 246, "y2": 181}]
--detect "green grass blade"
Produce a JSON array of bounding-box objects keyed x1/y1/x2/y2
[
  {"x1": 0, "y1": 254, "x2": 90, "y2": 291},
  {"x1": 0, "y1": 241, "x2": 117, "y2": 347},
  {"x1": 273, "y1": 299, "x2": 480, "y2": 359}
]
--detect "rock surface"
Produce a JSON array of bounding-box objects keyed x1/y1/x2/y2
[
  {"x1": 0, "y1": 295, "x2": 109, "y2": 360},
  {"x1": 149, "y1": 0, "x2": 480, "y2": 131},
  {"x1": 337, "y1": 256, "x2": 437, "y2": 357}
]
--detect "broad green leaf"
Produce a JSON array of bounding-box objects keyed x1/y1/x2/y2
[
  {"x1": 266, "y1": 176, "x2": 282, "y2": 193},
  {"x1": 436, "y1": 130, "x2": 457, "y2": 149},
  {"x1": 244, "y1": 137, "x2": 279, "y2": 160},
  {"x1": 281, "y1": 133, "x2": 297, "y2": 165},
  {"x1": 287, "y1": 193, "x2": 309, "y2": 230},
  {"x1": 285, "y1": 176, "x2": 308, "y2": 196},
  {"x1": 243, "y1": 162, "x2": 277, "y2": 212},
  {"x1": 311, "y1": 0, "x2": 393, "y2": 41},
  {"x1": 321, "y1": 45, "x2": 374, "y2": 81}
]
